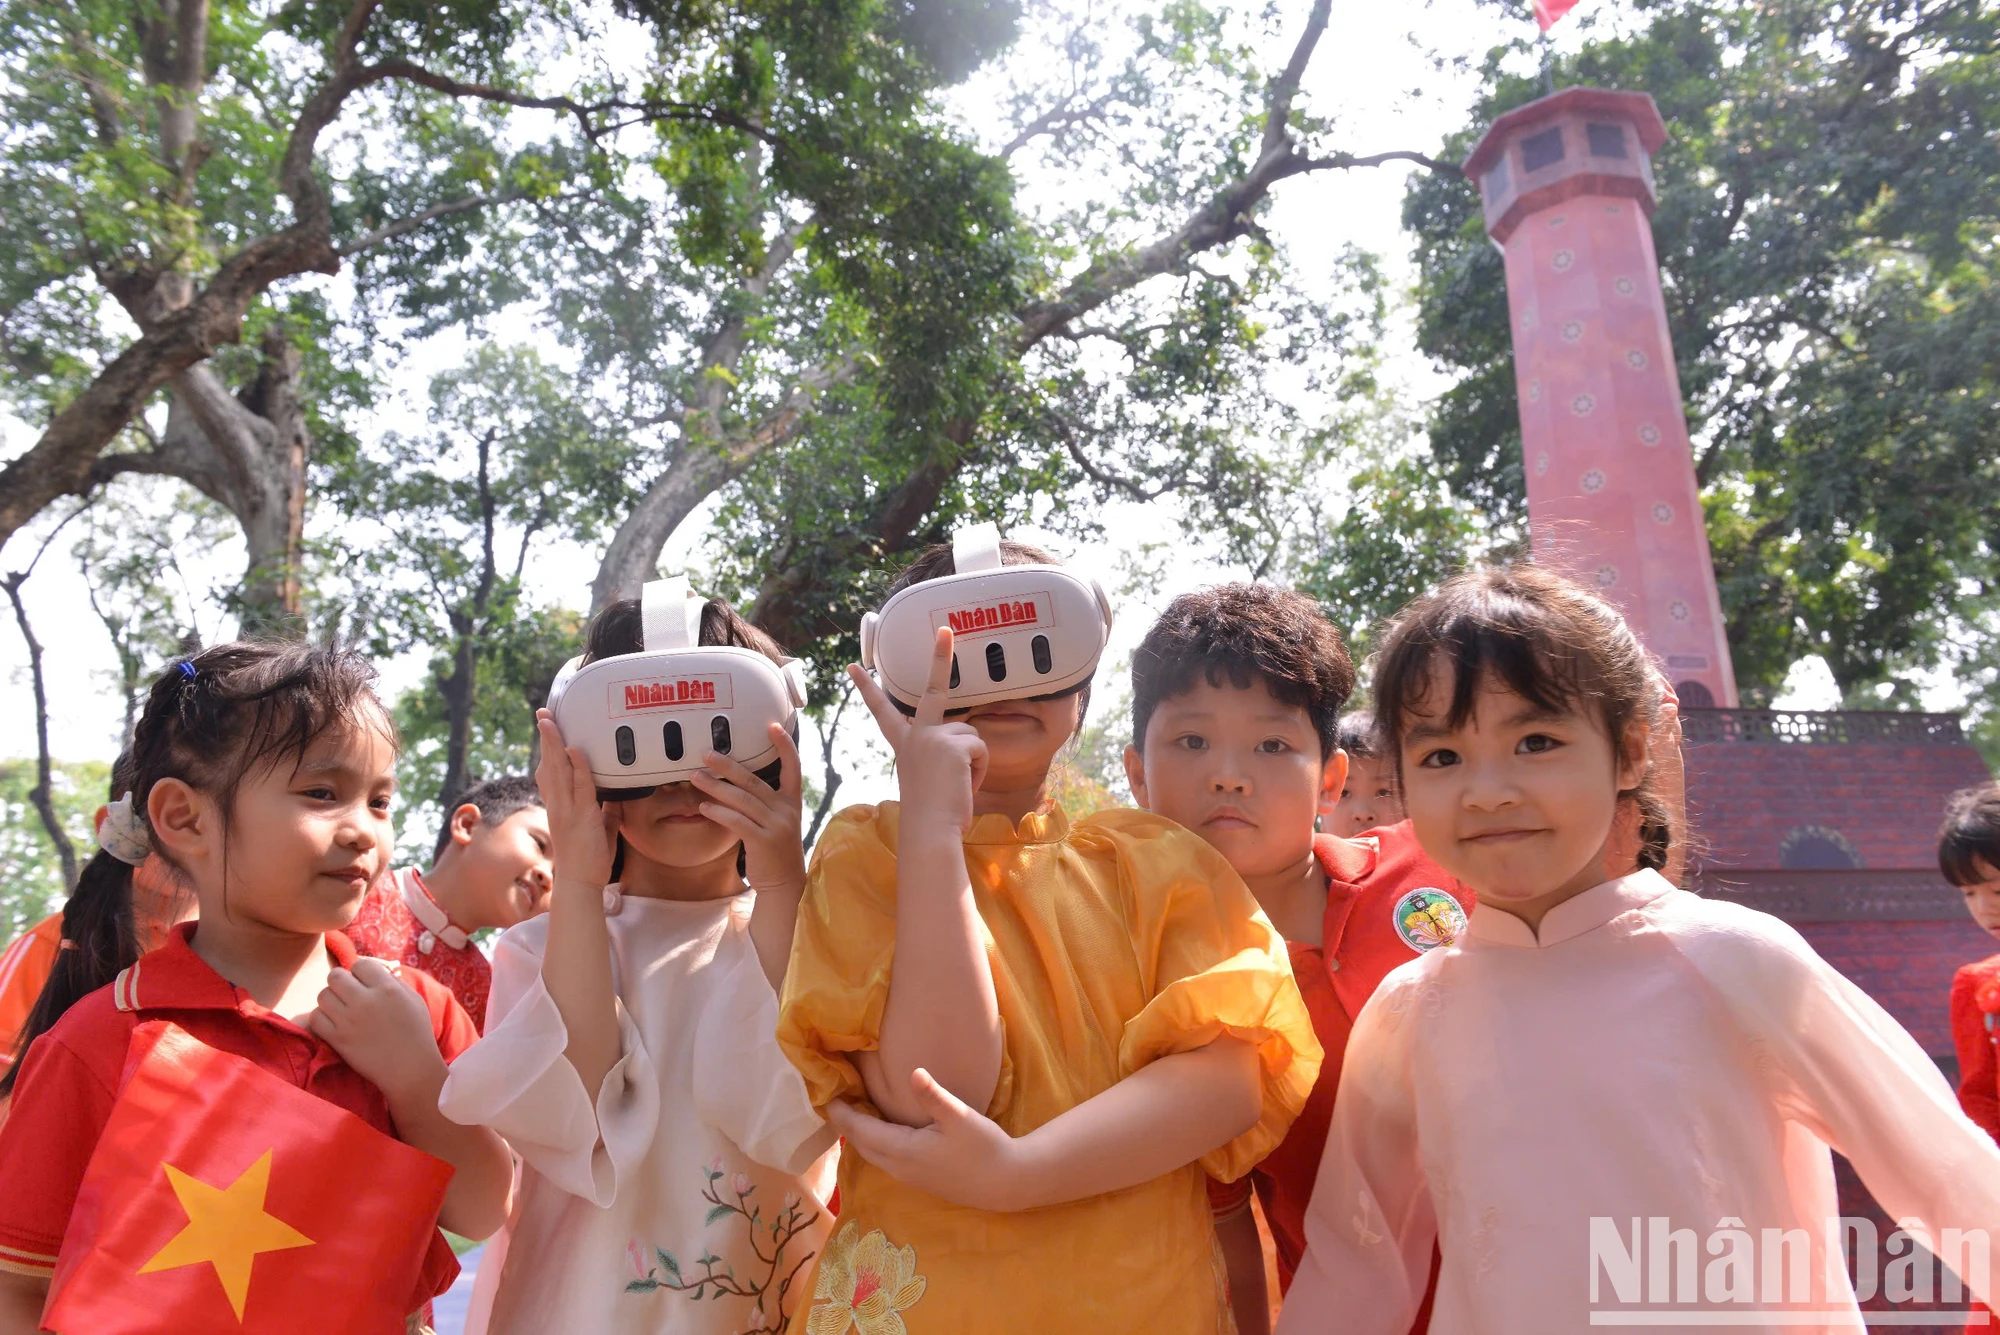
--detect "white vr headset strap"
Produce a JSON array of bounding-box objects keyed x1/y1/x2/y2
[
  {"x1": 640, "y1": 577, "x2": 703, "y2": 651},
  {"x1": 951, "y1": 522, "x2": 1004, "y2": 574}
]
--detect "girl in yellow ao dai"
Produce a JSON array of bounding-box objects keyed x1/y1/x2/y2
[{"x1": 776, "y1": 539, "x2": 1321, "y2": 1335}]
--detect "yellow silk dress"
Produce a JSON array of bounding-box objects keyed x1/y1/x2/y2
[{"x1": 777, "y1": 802, "x2": 1323, "y2": 1335}]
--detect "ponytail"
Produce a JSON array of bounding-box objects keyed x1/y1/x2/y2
[{"x1": 0, "y1": 851, "x2": 138, "y2": 1097}]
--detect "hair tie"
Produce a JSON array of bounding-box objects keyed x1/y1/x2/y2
[
  {"x1": 98, "y1": 794, "x2": 151, "y2": 866},
  {"x1": 57, "y1": 938, "x2": 78, "y2": 952},
  {"x1": 177, "y1": 661, "x2": 197, "y2": 681}
]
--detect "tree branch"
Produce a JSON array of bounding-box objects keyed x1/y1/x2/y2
[
  {"x1": 365, "y1": 58, "x2": 780, "y2": 147},
  {"x1": 338, "y1": 191, "x2": 508, "y2": 257},
  {"x1": 1262, "y1": 0, "x2": 1331, "y2": 160}
]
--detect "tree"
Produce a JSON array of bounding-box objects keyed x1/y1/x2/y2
[
  {"x1": 670, "y1": 0, "x2": 1454, "y2": 671},
  {"x1": 1399, "y1": 0, "x2": 2000, "y2": 704},
  {"x1": 0, "y1": 0, "x2": 861, "y2": 622},
  {"x1": 340, "y1": 345, "x2": 628, "y2": 816}
]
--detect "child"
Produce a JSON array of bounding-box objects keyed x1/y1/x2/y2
[
  {"x1": 778, "y1": 538, "x2": 1322, "y2": 1334},
  {"x1": 1943, "y1": 786, "x2": 2000, "y2": 1143},
  {"x1": 437, "y1": 595, "x2": 836, "y2": 1335},
  {"x1": 0, "y1": 644, "x2": 510, "y2": 1333},
  {"x1": 1116, "y1": 584, "x2": 1474, "y2": 1335},
  {"x1": 347, "y1": 774, "x2": 552, "y2": 1029},
  {"x1": 1278, "y1": 566, "x2": 2000, "y2": 1332},
  {"x1": 1328, "y1": 711, "x2": 1405, "y2": 837}
]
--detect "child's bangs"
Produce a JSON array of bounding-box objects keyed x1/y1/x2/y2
[
  {"x1": 1379, "y1": 585, "x2": 1616, "y2": 745},
  {"x1": 216, "y1": 648, "x2": 398, "y2": 782}
]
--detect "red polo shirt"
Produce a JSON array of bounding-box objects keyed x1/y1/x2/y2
[
  {"x1": 0, "y1": 922, "x2": 475, "y2": 1313},
  {"x1": 1210, "y1": 822, "x2": 1475, "y2": 1291}
]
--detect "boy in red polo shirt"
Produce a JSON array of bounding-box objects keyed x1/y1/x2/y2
[
  {"x1": 345, "y1": 774, "x2": 551, "y2": 1030},
  {"x1": 1120, "y1": 584, "x2": 1474, "y2": 1334},
  {"x1": 1122, "y1": 585, "x2": 1686, "y2": 1333}
]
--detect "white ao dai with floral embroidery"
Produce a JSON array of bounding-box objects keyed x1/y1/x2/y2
[
  {"x1": 1279, "y1": 871, "x2": 2000, "y2": 1335},
  {"x1": 439, "y1": 890, "x2": 836, "y2": 1335}
]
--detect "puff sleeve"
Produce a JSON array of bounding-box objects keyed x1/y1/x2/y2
[
  {"x1": 1101, "y1": 812, "x2": 1324, "y2": 1182},
  {"x1": 437, "y1": 920, "x2": 658, "y2": 1208},
  {"x1": 693, "y1": 923, "x2": 837, "y2": 1175},
  {"x1": 775, "y1": 806, "x2": 901, "y2": 1110}
]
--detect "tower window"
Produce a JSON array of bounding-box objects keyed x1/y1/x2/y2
[
  {"x1": 1586, "y1": 122, "x2": 1628, "y2": 158},
  {"x1": 1521, "y1": 126, "x2": 1565, "y2": 172}
]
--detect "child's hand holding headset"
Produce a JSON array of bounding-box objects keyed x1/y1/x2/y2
[
  {"x1": 689, "y1": 724, "x2": 807, "y2": 897},
  {"x1": 535, "y1": 709, "x2": 620, "y2": 898},
  {"x1": 849, "y1": 627, "x2": 989, "y2": 837}
]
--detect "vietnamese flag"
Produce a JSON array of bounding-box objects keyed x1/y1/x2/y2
[
  {"x1": 43, "y1": 1022, "x2": 454, "y2": 1334},
  {"x1": 1533, "y1": 0, "x2": 1582, "y2": 28}
]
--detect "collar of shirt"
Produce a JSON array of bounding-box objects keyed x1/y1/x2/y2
[
  {"x1": 398, "y1": 867, "x2": 469, "y2": 951},
  {"x1": 1465, "y1": 867, "x2": 1674, "y2": 950},
  {"x1": 113, "y1": 921, "x2": 360, "y2": 1014}
]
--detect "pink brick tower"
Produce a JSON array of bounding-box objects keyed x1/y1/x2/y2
[{"x1": 1464, "y1": 88, "x2": 1739, "y2": 707}]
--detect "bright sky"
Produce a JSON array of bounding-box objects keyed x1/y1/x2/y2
[{"x1": 0, "y1": 0, "x2": 1875, "y2": 836}]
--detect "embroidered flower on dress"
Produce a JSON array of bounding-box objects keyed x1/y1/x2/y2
[{"x1": 806, "y1": 1224, "x2": 927, "y2": 1335}]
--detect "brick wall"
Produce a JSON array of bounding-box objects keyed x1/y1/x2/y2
[
  {"x1": 1795, "y1": 918, "x2": 1995, "y2": 1059},
  {"x1": 1685, "y1": 740, "x2": 1991, "y2": 871}
]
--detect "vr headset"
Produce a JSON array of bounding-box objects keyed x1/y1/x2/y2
[
  {"x1": 546, "y1": 578, "x2": 808, "y2": 799},
  {"x1": 859, "y1": 522, "x2": 1114, "y2": 714}
]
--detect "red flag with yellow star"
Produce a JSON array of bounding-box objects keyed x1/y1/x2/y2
[{"x1": 43, "y1": 1022, "x2": 454, "y2": 1334}]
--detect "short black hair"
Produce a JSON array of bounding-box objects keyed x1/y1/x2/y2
[
  {"x1": 1336, "y1": 711, "x2": 1379, "y2": 761},
  {"x1": 434, "y1": 774, "x2": 544, "y2": 861},
  {"x1": 1939, "y1": 786, "x2": 2000, "y2": 887},
  {"x1": 1130, "y1": 584, "x2": 1357, "y2": 759}
]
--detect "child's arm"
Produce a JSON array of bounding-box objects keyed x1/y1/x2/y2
[
  {"x1": 531, "y1": 713, "x2": 624, "y2": 1101},
  {"x1": 1729, "y1": 927, "x2": 2000, "y2": 1305},
  {"x1": 688, "y1": 725, "x2": 806, "y2": 992},
  {"x1": 1214, "y1": 1191, "x2": 1272, "y2": 1335},
  {"x1": 308, "y1": 958, "x2": 512, "y2": 1239},
  {"x1": 1277, "y1": 990, "x2": 1433, "y2": 1335},
  {"x1": 0, "y1": 1273, "x2": 46, "y2": 1335},
  {"x1": 846, "y1": 633, "x2": 1004, "y2": 1126},
  {"x1": 825, "y1": 1035, "x2": 1260, "y2": 1210}
]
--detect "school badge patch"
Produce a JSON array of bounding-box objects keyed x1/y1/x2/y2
[{"x1": 1392, "y1": 888, "x2": 1467, "y2": 953}]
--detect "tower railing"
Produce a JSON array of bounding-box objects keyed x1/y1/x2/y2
[{"x1": 1679, "y1": 708, "x2": 1966, "y2": 746}]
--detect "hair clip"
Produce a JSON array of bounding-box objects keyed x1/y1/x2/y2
[
  {"x1": 58, "y1": 938, "x2": 79, "y2": 952},
  {"x1": 177, "y1": 661, "x2": 197, "y2": 681}
]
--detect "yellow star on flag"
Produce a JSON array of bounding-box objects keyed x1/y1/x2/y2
[{"x1": 138, "y1": 1149, "x2": 315, "y2": 1320}]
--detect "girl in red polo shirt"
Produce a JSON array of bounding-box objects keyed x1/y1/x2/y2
[{"x1": 0, "y1": 644, "x2": 511, "y2": 1334}]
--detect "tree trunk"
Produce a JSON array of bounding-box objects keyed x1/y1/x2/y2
[
  {"x1": 437, "y1": 618, "x2": 477, "y2": 809},
  {"x1": 85, "y1": 327, "x2": 312, "y2": 634}
]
